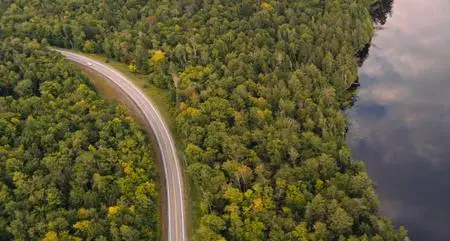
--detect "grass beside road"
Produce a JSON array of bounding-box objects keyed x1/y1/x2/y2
[
  {"x1": 52, "y1": 47, "x2": 176, "y2": 130},
  {"x1": 75, "y1": 64, "x2": 149, "y2": 126},
  {"x1": 84, "y1": 53, "x2": 176, "y2": 127},
  {"x1": 75, "y1": 51, "x2": 189, "y2": 165}
]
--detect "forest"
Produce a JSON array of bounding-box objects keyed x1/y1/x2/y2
[
  {"x1": 0, "y1": 38, "x2": 159, "y2": 240},
  {"x1": 0, "y1": 0, "x2": 408, "y2": 240}
]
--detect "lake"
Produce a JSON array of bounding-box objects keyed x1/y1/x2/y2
[{"x1": 346, "y1": 0, "x2": 450, "y2": 240}]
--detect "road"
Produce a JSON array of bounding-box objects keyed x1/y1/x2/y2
[{"x1": 55, "y1": 49, "x2": 186, "y2": 241}]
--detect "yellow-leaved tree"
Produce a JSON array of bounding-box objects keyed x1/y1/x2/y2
[
  {"x1": 150, "y1": 50, "x2": 165, "y2": 63},
  {"x1": 261, "y1": 2, "x2": 273, "y2": 11}
]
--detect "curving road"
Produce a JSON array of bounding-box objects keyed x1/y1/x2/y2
[{"x1": 55, "y1": 49, "x2": 186, "y2": 241}]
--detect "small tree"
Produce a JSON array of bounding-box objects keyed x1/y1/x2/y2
[
  {"x1": 150, "y1": 50, "x2": 165, "y2": 63},
  {"x1": 128, "y1": 63, "x2": 137, "y2": 73},
  {"x1": 83, "y1": 40, "x2": 95, "y2": 53}
]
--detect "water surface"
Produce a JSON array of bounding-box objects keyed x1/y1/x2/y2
[{"x1": 347, "y1": 0, "x2": 450, "y2": 240}]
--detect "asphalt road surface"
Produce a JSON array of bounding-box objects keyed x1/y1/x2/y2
[{"x1": 55, "y1": 49, "x2": 186, "y2": 241}]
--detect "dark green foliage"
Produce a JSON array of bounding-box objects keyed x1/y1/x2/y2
[
  {"x1": 0, "y1": 0, "x2": 408, "y2": 240},
  {"x1": 0, "y1": 38, "x2": 158, "y2": 240}
]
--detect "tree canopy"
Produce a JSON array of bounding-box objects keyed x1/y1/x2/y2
[{"x1": 0, "y1": 37, "x2": 159, "y2": 240}]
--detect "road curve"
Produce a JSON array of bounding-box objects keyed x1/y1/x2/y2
[{"x1": 55, "y1": 49, "x2": 186, "y2": 241}]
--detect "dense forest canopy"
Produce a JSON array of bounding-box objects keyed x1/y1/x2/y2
[
  {"x1": 0, "y1": 38, "x2": 159, "y2": 240},
  {"x1": 0, "y1": 0, "x2": 407, "y2": 240}
]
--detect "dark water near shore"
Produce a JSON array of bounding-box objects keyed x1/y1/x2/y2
[{"x1": 347, "y1": 1, "x2": 450, "y2": 240}]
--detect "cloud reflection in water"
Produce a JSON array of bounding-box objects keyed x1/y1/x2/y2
[{"x1": 347, "y1": 0, "x2": 450, "y2": 240}]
